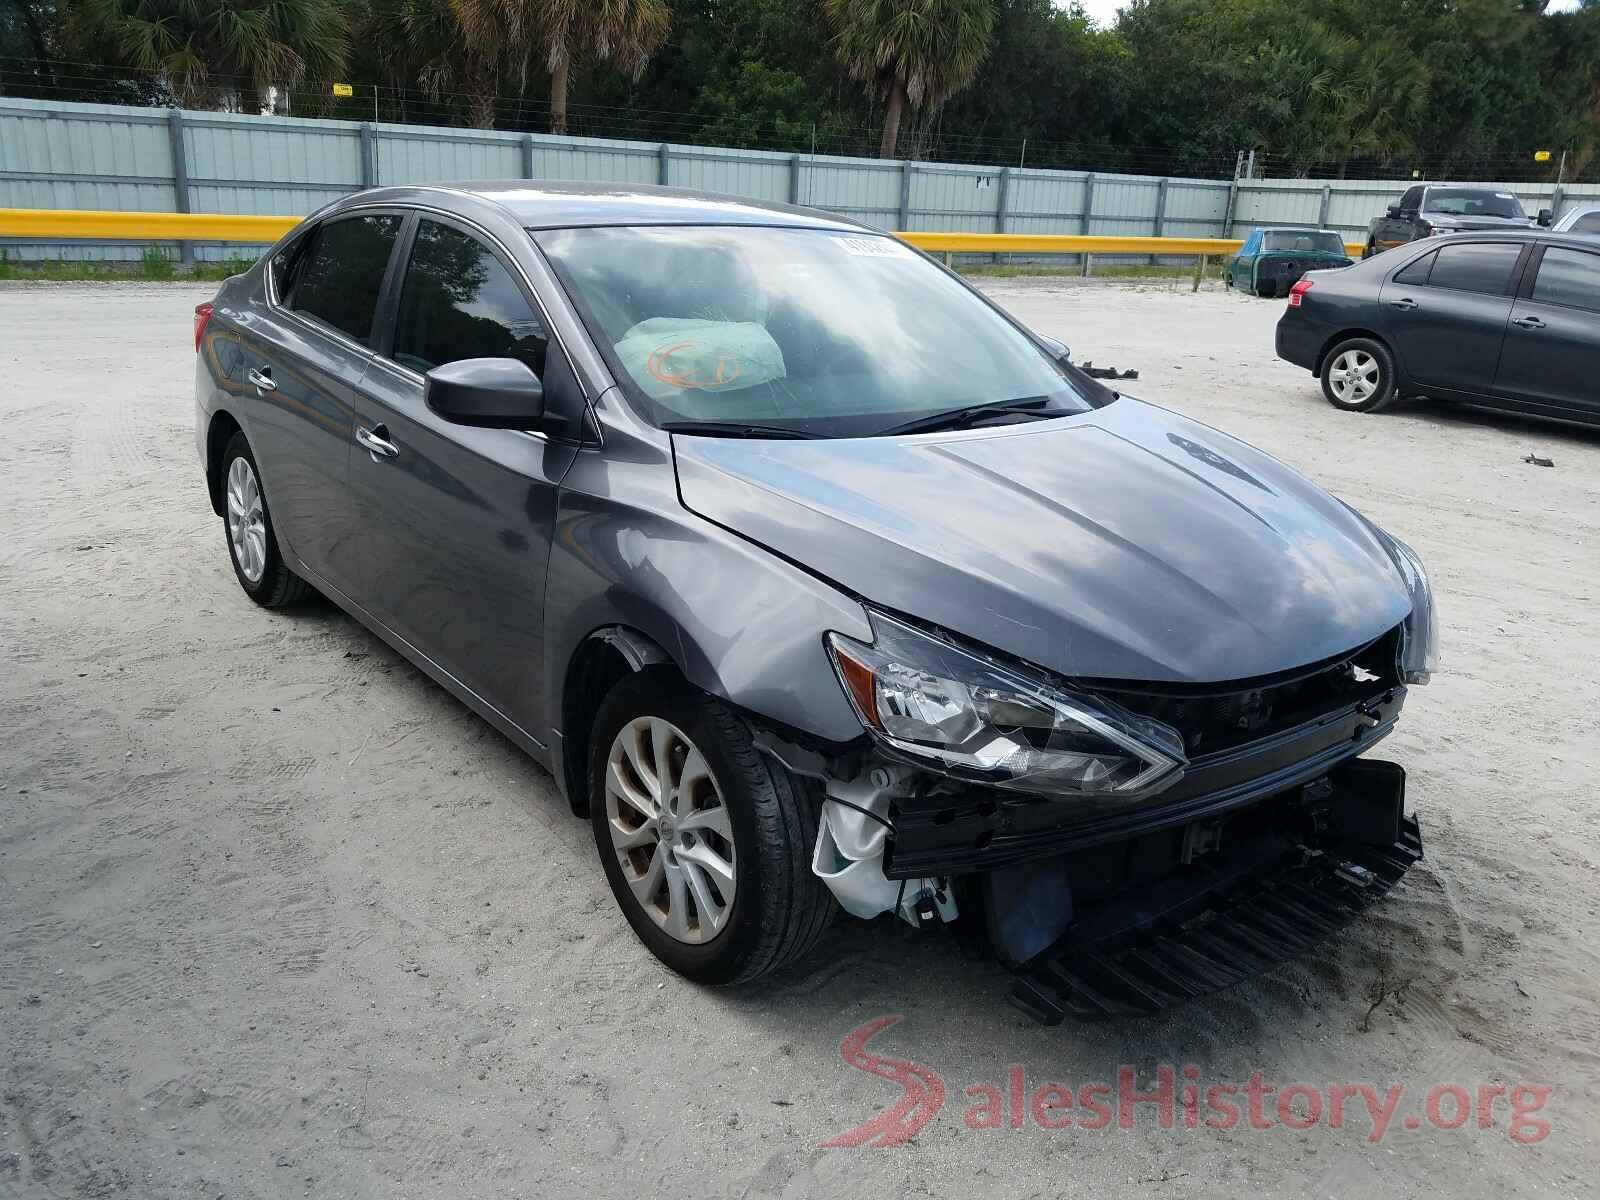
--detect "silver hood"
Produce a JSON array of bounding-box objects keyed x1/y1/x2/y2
[{"x1": 672, "y1": 398, "x2": 1413, "y2": 684}]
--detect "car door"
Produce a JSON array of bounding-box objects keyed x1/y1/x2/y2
[
  {"x1": 242, "y1": 211, "x2": 404, "y2": 592},
  {"x1": 1232, "y1": 230, "x2": 1259, "y2": 287},
  {"x1": 345, "y1": 213, "x2": 586, "y2": 735},
  {"x1": 1493, "y1": 243, "x2": 1600, "y2": 417},
  {"x1": 1379, "y1": 240, "x2": 1524, "y2": 397}
]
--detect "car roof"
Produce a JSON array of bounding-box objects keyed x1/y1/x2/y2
[
  {"x1": 1424, "y1": 229, "x2": 1595, "y2": 247},
  {"x1": 337, "y1": 181, "x2": 872, "y2": 233},
  {"x1": 1252, "y1": 226, "x2": 1340, "y2": 234}
]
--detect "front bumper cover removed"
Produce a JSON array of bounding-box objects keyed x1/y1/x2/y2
[{"x1": 1007, "y1": 760, "x2": 1422, "y2": 1023}]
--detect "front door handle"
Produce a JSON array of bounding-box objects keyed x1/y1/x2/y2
[
  {"x1": 1511, "y1": 315, "x2": 1546, "y2": 330},
  {"x1": 247, "y1": 366, "x2": 277, "y2": 392},
  {"x1": 1389, "y1": 297, "x2": 1419, "y2": 311},
  {"x1": 356, "y1": 424, "x2": 400, "y2": 460}
]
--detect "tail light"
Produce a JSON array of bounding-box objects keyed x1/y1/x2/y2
[
  {"x1": 1287, "y1": 279, "x2": 1315, "y2": 308},
  {"x1": 193, "y1": 302, "x2": 214, "y2": 351}
]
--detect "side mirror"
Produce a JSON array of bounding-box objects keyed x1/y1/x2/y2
[
  {"x1": 1538, "y1": 208, "x2": 1554, "y2": 227},
  {"x1": 424, "y1": 357, "x2": 544, "y2": 429},
  {"x1": 1033, "y1": 332, "x2": 1071, "y2": 364},
  {"x1": 1385, "y1": 205, "x2": 1402, "y2": 219}
]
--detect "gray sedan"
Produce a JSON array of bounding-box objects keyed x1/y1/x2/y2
[{"x1": 195, "y1": 183, "x2": 1435, "y2": 1020}]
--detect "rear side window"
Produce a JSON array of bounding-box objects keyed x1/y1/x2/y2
[
  {"x1": 1570, "y1": 212, "x2": 1600, "y2": 235},
  {"x1": 1425, "y1": 242, "x2": 1520, "y2": 296},
  {"x1": 1392, "y1": 251, "x2": 1434, "y2": 285},
  {"x1": 286, "y1": 214, "x2": 403, "y2": 345},
  {"x1": 1530, "y1": 247, "x2": 1600, "y2": 313},
  {"x1": 392, "y1": 220, "x2": 549, "y2": 376}
]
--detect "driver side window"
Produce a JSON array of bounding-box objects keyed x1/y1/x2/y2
[
  {"x1": 392, "y1": 219, "x2": 549, "y2": 378},
  {"x1": 1400, "y1": 187, "x2": 1424, "y2": 213}
]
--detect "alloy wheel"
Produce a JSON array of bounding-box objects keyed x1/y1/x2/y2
[
  {"x1": 604, "y1": 716, "x2": 737, "y2": 944},
  {"x1": 226, "y1": 456, "x2": 267, "y2": 584},
  {"x1": 1329, "y1": 349, "x2": 1380, "y2": 405}
]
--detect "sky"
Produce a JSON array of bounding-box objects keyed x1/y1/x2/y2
[{"x1": 1071, "y1": 0, "x2": 1581, "y2": 29}]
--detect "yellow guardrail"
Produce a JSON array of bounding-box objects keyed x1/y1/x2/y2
[
  {"x1": 0, "y1": 207, "x2": 1365, "y2": 258},
  {"x1": 0, "y1": 207, "x2": 297, "y2": 242}
]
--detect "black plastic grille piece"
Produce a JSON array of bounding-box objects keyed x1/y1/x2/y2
[{"x1": 1008, "y1": 818, "x2": 1423, "y2": 1024}]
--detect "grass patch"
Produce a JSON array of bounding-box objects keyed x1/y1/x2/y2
[
  {"x1": 959, "y1": 257, "x2": 1226, "y2": 280},
  {"x1": 0, "y1": 251, "x2": 260, "y2": 283}
]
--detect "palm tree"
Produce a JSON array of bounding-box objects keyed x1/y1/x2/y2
[
  {"x1": 537, "y1": 0, "x2": 671, "y2": 136},
  {"x1": 72, "y1": 0, "x2": 348, "y2": 111},
  {"x1": 822, "y1": 0, "x2": 996, "y2": 159},
  {"x1": 400, "y1": 0, "x2": 510, "y2": 129},
  {"x1": 436, "y1": 0, "x2": 669, "y2": 134}
]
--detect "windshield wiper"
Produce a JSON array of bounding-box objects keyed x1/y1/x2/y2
[
  {"x1": 659, "y1": 420, "x2": 822, "y2": 440},
  {"x1": 877, "y1": 396, "x2": 1060, "y2": 437}
]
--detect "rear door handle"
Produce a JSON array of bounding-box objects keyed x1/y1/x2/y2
[
  {"x1": 356, "y1": 424, "x2": 400, "y2": 460},
  {"x1": 1511, "y1": 315, "x2": 1546, "y2": 330},
  {"x1": 247, "y1": 366, "x2": 277, "y2": 392},
  {"x1": 1389, "y1": 297, "x2": 1419, "y2": 311}
]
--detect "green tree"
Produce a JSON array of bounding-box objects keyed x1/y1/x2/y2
[
  {"x1": 70, "y1": 0, "x2": 348, "y2": 110},
  {"x1": 399, "y1": 0, "x2": 518, "y2": 129},
  {"x1": 545, "y1": 0, "x2": 672, "y2": 135},
  {"x1": 823, "y1": 0, "x2": 997, "y2": 158}
]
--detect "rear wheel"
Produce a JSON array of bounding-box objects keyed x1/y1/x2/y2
[
  {"x1": 221, "y1": 433, "x2": 309, "y2": 607},
  {"x1": 1320, "y1": 337, "x2": 1396, "y2": 413},
  {"x1": 588, "y1": 670, "x2": 832, "y2": 984}
]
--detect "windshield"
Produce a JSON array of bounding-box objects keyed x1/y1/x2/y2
[
  {"x1": 1262, "y1": 230, "x2": 1345, "y2": 254},
  {"x1": 534, "y1": 225, "x2": 1091, "y2": 437},
  {"x1": 1424, "y1": 189, "x2": 1526, "y2": 219}
]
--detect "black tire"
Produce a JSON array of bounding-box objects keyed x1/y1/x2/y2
[
  {"x1": 1362, "y1": 239, "x2": 1376, "y2": 260},
  {"x1": 588, "y1": 669, "x2": 833, "y2": 984},
  {"x1": 1255, "y1": 272, "x2": 1277, "y2": 299},
  {"x1": 1320, "y1": 337, "x2": 1397, "y2": 413},
  {"x1": 220, "y1": 432, "x2": 309, "y2": 607}
]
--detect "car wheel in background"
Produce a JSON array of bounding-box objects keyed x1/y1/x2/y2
[
  {"x1": 1362, "y1": 239, "x2": 1376, "y2": 259},
  {"x1": 589, "y1": 669, "x2": 832, "y2": 985},
  {"x1": 221, "y1": 432, "x2": 310, "y2": 607},
  {"x1": 1256, "y1": 272, "x2": 1276, "y2": 299},
  {"x1": 1320, "y1": 338, "x2": 1397, "y2": 413}
]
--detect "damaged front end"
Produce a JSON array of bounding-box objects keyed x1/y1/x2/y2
[{"x1": 761, "y1": 607, "x2": 1429, "y2": 1023}]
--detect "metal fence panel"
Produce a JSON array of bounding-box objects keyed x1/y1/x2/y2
[
  {"x1": 376, "y1": 125, "x2": 521, "y2": 186},
  {"x1": 8, "y1": 95, "x2": 1596, "y2": 266}
]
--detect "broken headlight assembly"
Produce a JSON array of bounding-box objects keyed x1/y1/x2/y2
[
  {"x1": 826, "y1": 610, "x2": 1186, "y2": 800},
  {"x1": 1377, "y1": 530, "x2": 1439, "y2": 685}
]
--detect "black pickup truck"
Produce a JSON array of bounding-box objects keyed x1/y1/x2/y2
[{"x1": 1364, "y1": 184, "x2": 1537, "y2": 257}]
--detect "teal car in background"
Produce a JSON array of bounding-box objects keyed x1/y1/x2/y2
[{"x1": 1226, "y1": 227, "x2": 1354, "y2": 298}]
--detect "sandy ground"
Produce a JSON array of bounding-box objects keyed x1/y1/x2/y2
[{"x1": 2, "y1": 276, "x2": 1598, "y2": 1198}]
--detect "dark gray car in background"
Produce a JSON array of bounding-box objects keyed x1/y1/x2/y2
[
  {"x1": 1277, "y1": 229, "x2": 1600, "y2": 425},
  {"x1": 195, "y1": 183, "x2": 1437, "y2": 1021}
]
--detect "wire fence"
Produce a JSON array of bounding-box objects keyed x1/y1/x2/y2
[
  {"x1": 7, "y1": 77, "x2": 1598, "y2": 268},
  {"x1": 0, "y1": 55, "x2": 1337, "y2": 181}
]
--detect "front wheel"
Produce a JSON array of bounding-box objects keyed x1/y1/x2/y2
[
  {"x1": 1320, "y1": 337, "x2": 1397, "y2": 413},
  {"x1": 588, "y1": 670, "x2": 833, "y2": 984}
]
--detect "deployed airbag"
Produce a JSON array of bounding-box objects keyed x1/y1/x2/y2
[{"x1": 614, "y1": 317, "x2": 787, "y2": 404}]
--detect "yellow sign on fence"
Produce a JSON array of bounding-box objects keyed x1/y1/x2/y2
[
  {"x1": 332, "y1": 83, "x2": 354, "y2": 98},
  {"x1": 1534, "y1": 149, "x2": 1552, "y2": 163}
]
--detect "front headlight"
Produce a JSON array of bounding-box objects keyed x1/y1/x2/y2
[
  {"x1": 826, "y1": 610, "x2": 1186, "y2": 800},
  {"x1": 1379, "y1": 531, "x2": 1439, "y2": 685}
]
